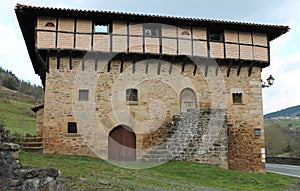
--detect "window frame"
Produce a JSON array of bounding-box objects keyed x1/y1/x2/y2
[
  {"x1": 67, "y1": 122, "x2": 77, "y2": 134},
  {"x1": 232, "y1": 93, "x2": 243, "y2": 104},
  {"x1": 126, "y1": 88, "x2": 138, "y2": 103},
  {"x1": 79, "y1": 89, "x2": 89, "y2": 101},
  {"x1": 93, "y1": 22, "x2": 111, "y2": 34},
  {"x1": 208, "y1": 30, "x2": 224, "y2": 42},
  {"x1": 143, "y1": 24, "x2": 162, "y2": 37}
]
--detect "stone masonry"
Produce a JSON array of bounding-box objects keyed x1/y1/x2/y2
[
  {"x1": 15, "y1": 4, "x2": 289, "y2": 173},
  {"x1": 0, "y1": 142, "x2": 61, "y2": 191}
]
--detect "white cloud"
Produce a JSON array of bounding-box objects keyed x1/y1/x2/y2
[{"x1": 263, "y1": 50, "x2": 300, "y2": 114}]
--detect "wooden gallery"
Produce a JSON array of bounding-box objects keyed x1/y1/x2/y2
[{"x1": 15, "y1": 4, "x2": 288, "y2": 172}]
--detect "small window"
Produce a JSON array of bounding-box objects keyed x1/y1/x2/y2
[
  {"x1": 254, "y1": 128, "x2": 261, "y2": 136},
  {"x1": 181, "y1": 31, "x2": 190, "y2": 36},
  {"x1": 144, "y1": 24, "x2": 161, "y2": 37},
  {"x1": 79, "y1": 90, "x2": 89, "y2": 101},
  {"x1": 68, "y1": 122, "x2": 77, "y2": 133},
  {"x1": 45, "y1": 22, "x2": 55, "y2": 27},
  {"x1": 232, "y1": 93, "x2": 242, "y2": 104},
  {"x1": 209, "y1": 30, "x2": 223, "y2": 41},
  {"x1": 94, "y1": 24, "x2": 109, "y2": 33},
  {"x1": 126, "y1": 89, "x2": 138, "y2": 102}
]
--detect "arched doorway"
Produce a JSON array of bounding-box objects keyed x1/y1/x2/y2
[
  {"x1": 180, "y1": 88, "x2": 197, "y2": 113},
  {"x1": 108, "y1": 125, "x2": 136, "y2": 161}
]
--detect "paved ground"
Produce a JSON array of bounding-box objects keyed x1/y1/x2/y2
[{"x1": 266, "y1": 163, "x2": 300, "y2": 178}]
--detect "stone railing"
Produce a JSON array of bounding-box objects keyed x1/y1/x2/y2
[{"x1": 0, "y1": 143, "x2": 61, "y2": 191}]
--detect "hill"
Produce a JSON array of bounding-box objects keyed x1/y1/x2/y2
[
  {"x1": 0, "y1": 66, "x2": 44, "y2": 101},
  {"x1": 264, "y1": 105, "x2": 300, "y2": 119},
  {"x1": 0, "y1": 98, "x2": 36, "y2": 135}
]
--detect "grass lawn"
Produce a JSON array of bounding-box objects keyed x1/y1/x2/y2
[
  {"x1": 0, "y1": 98, "x2": 36, "y2": 135},
  {"x1": 265, "y1": 119, "x2": 300, "y2": 129},
  {"x1": 19, "y1": 152, "x2": 299, "y2": 191}
]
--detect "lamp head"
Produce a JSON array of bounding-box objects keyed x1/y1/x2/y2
[{"x1": 267, "y1": 75, "x2": 275, "y2": 86}]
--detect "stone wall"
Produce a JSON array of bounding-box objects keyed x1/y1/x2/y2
[
  {"x1": 41, "y1": 53, "x2": 266, "y2": 172},
  {"x1": 36, "y1": 108, "x2": 44, "y2": 137},
  {"x1": 143, "y1": 109, "x2": 228, "y2": 168},
  {"x1": 0, "y1": 143, "x2": 61, "y2": 191}
]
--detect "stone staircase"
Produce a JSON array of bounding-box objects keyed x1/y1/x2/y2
[
  {"x1": 143, "y1": 111, "x2": 196, "y2": 162},
  {"x1": 142, "y1": 109, "x2": 227, "y2": 163},
  {"x1": 21, "y1": 136, "x2": 43, "y2": 152}
]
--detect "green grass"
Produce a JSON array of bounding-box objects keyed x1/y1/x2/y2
[
  {"x1": 19, "y1": 152, "x2": 299, "y2": 191},
  {"x1": 0, "y1": 98, "x2": 36, "y2": 135},
  {"x1": 265, "y1": 118, "x2": 300, "y2": 129}
]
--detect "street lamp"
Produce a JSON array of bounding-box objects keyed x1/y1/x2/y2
[{"x1": 262, "y1": 75, "x2": 275, "y2": 88}]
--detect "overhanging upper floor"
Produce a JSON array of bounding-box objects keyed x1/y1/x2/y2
[{"x1": 15, "y1": 4, "x2": 289, "y2": 86}]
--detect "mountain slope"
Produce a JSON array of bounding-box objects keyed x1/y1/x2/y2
[{"x1": 264, "y1": 105, "x2": 300, "y2": 119}]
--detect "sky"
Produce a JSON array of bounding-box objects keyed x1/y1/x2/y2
[{"x1": 0, "y1": 0, "x2": 299, "y2": 114}]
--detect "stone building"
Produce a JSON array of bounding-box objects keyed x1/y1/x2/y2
[{"x1": 15, "y1": 4, "x2": 288, "y2": 172}]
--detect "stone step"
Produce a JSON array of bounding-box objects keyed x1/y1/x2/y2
[
  {"x1": 23, "y1": 137, "x2": 43, "y2": 142},
  {"x1": 22, "y1": 147, "x2": 43, "y2": 152},
  {"x1": 21, "y1": 142, "x2": 43, "y2": 147},
  {"x1": 21, "y1": 142, "x2": 43, "y2": 145}
]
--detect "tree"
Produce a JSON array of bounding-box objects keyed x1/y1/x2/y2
[
  {"x1": 265, "y1": 124, "x2": 289, "y2": 156},
  {"x1": 3, "y1": 75, "x2": 19, "y2": 90}
]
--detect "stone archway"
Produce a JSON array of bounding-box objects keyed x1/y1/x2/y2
[
  {"x1": 180, "y1": 88, "x2": 197, "y2": 113},
  {"x1": 108, "y1": 125, "x2": 136, "y2": 161}
]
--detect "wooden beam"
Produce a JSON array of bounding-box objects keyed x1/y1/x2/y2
[
  {"x1": 215, "y1": 65, "x2": 218, "y2": 76},
  {"x1": 205, "y1": 62, "x2": 209, "y2": 77},
  {"x1": 169, "y1": 57, "x2": 174, "y2": 74},
  {"x1": 120, "y1": 54, "x2": 124, "y2": 73},
  {"x1": 36, "y1": 53, "x2": 47, "y2": 72},
  {"x1": 248, "y1": 62, "x2": 254, "y2": 77},
  {"x1": 181, "y1": 59, "x2": 186, "y2": 74},
  {"x1": 227, "y1": 61, "x2": 232, "y2": 77},
  {"x1": 193, "y1": 63, "x2": 197, "y2": 76},
  {"x1": 133, "y1": 56, "x2": 136, "y2": 74},
  {"x1": 237, "y1": 62, "x2": 242, "y2": 76}
]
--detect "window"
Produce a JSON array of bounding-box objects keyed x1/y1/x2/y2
[
  {"x1": 254, "y1": 128, "x2": 261, "y2": 136},
  {"x1": 144, "y1": 24, "x2": 161, "y2": 37},
  {"x1": 126, "y1": 89, "x2": 138, "y2": 102},
  {"x1": 209, "y1": 30, "x2": 223, "y2": 41},
  {"x1": 94, "y1": 24, "x2": 109, "y2": 33},
  {"x1": 45, "y1": 22, "x2": 55, "y2": 27},
  {"x1": 68, "y1": 122, "x2": 77, "y2": 133},
  {"x1": 181, "y1": 31, "x2": 190, "y2": 36},
  {"x1": 232, "y1": 93, "x2": 242, "y2": 104},
  {"x1": 79, "y1": 90, "x2": 89, "y2": 101}
]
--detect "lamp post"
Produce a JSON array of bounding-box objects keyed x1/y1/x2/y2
[{"x1": 262, "y1": 75, "x2": 275, "y2": 88}]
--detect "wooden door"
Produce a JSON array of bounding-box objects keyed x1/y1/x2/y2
[
  {"x1": 180, "y1": 88, "x2": 197, "y2": 112},
  {"x1": 108, "y1": 125, "x2": 136, "y2": 161}
]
